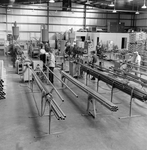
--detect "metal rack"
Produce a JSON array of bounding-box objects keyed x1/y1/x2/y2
[
  {"x1": 80, "y1": 63, "x2": 147, "y2": 119},
  {"x1": 0, "y1": 60, "x2": 5, "y2": 100}
]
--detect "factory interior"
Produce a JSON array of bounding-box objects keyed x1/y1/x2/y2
[{"x1": 1, "y1": 0, "x2": 147, "y2": 150}]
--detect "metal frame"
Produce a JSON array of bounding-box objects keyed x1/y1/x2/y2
[
  {"x1": 26, "y1": 66, "x2": 66, "y2": 136},
  {"x1": 61, "y1": 71, "x2": 118, "y2": 119},
  {"x1": 80, "y1": 63, "x2": 147, "y2": 119}
]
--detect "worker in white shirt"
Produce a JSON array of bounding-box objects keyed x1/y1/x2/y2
[
  {"x1": 134, "y1": 51, "x2": 141, "y2": 66},
  {"x1": 134, "y1": 51, "x2": 141, "y2": 76},
  {"x1": 47, "y1": 48, "x2": 55, "y2": 84},
  {"x1": 40, "y1": 45, "x2": 46, "y2": 71}
]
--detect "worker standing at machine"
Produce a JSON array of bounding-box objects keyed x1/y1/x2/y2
[
  {"x1": 39, "y1": 45, "x2": 46, "y2": 71},
  {"x1": 120, "y1": 51, "x2": 141, "y2": 74},
  {"x1": 47, "y1": 48, "x2": 55, "y2": 84},
  {"x1": 134, "y1": 51, "x2": 141, "y2": 76}
]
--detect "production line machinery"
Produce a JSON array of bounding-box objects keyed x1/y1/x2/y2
[{"x1": 80, "y1": 63, "x2": 147, "y2": 118}]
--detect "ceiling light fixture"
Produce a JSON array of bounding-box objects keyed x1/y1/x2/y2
[
  {"x1": 135, "y1": 11, "x2": 139, "y2": 15},
  {"x1": 85, "y1": 0, "x2": 90, "y2": 5},
  {"x1": 8, "y1": 4, "x2": 13, "y2": 7},
  {"x1": 113, "y1": 9, "x2": 117, "y2": 13},
  {"x1": 7, "y1": 9, "x2": 11, "y2": 12},
  {"x1": 109, "y1": 1, "x2": 114, "y2": 7},
  {"x1": 49, "y1": 0, "x2": 55, "y2": 3},
  {"x1": 112, "y1": 0, "x2": 117, "y2": 13},
  {"x1": 135, "y1": 2, "x2": 139, "y2": 14},
  {"x1": 142, "y1": 0, "x2": 147, "y2": 8}
]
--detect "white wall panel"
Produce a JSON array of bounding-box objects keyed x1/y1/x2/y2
[
  {"x1": 0, "y1": 32, "x2": 6, "y2": 40},
  {"x1": 86, "y1": 19, "x2": 106, "y2": 26},
  {"x1": 10, "y1": 8, "x2": 47, "y2": 16},
  {"x1": 50, "y1": 11, "x2": 84, "y2": 17},
  {"x1": 0, "y1": 15, "x2": 6, "y2": 22},
  {"x1": 49, "y1": 33, "x2": 55, "y2": 40},
  {"x1": 0, "y1": 8, "x2": 5, "y2": 13},
  {"x1": 86, "y1": 13, "x2": 106, "y2": 18},
  {"x1": 136, "y1": 20, "x2": 147, "y2": 26},
  {"x1": 107, "y1": 14, "x2": 118, "y2": 18},
  {"x1": 49, "y1": 25, "x2": 83, "y2": 32},
  {"x1": 21, "y1": 4, "x2": 47, "y2": 10},
  {"x1": 86, "y1": 8, "x2": 101, "y2": 13},
  {"x1": 19, "y1": 33, "x2": 29, "y2": 40},
  {"x1": 27, "y1": 16, "x2": 46, "y2": 23},
  {"x1": 137, "y1": 14, "x2": 147, "y2": 19},
  {"x1": 120, "y1": 20, "x2": 131, "y2": 26},
  {"x1": 120, "y1": 14, "x2": 132, "y2": 19},
  {"x1": 0, "y1": 24, "x2": 6, "y2": 30},
  {"x1": 72, "y1": 3, "x2": 84, "y2": 8},
  {"x1": 7, "y1": 15, "x2": 47, "y2": 24},
  {"x1": 7, "y1": 15, "x2": 28, "y2": 23},
  {"x1": 49, "y1": 17, "x2": 84, "y2": 25},
  {"x1": 7, "y1": 24, "x2": 41, "y2": 32},
  {"x1": 21, "y1": 25, "x2": 41, "y2": 32}
]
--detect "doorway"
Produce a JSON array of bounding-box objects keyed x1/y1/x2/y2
[{"x1": 121, "y1": 37, "x2": 127, "y2": 49}]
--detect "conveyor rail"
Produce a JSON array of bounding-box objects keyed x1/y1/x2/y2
[
  {"x1": 80, "y1": 63, "x2": 147, "y2": 118},
  {"x1": 31, "y1": 70, "x2": 66, "y2": 120},
  {"x1": 30, "y1": 68, "x2": 66, "y2": 134},
  {"x1": 80, "y1": 63, "x2": 147, "y2": 102},
  {"x1": 61, "y1": 71, "x2": 118, "y2": 118}
]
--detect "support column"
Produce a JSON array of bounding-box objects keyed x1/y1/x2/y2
[
  {"x1": 6, "y1": 8, "x2": 8, "y2": 37},
  {"x1": 47, "y1": 2, "x2": 49, "y2": 38},
  {"x1": 118, "y1": 12, "x2": 120, "y2": 24},
  {"x1": 106, "y1": 12, "x2": 108, "y2": 31},
  {"x1": 84, "y1": 5, "x2": 86, "y2": 29}
]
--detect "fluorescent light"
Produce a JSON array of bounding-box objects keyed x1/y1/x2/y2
[
  {"x1": 49, "y1": 0, "x2": 55, "y2": 3},
  {"x1": 113, "y1": 9, "x2": 117, "y2": 13},
  {"x1": 85, "y1": 0, "x2": 90, "y2": 5},
  {"x1": 135, "y1": 11, "x2": 139, "y2": 14},
  {"x1": 109, "y1": 2, "x2": 114, "y2": 7},
  {"x1": 142, "y1": 4, "x2": 147, "y2": 8},
  {"x1": 142, "y1": 0, "x2": 147, "y2": 8},
  {"x1": 8, "y1": 4, "x2": 13, "y2": 7}
]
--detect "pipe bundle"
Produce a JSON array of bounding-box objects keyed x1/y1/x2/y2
[
  {"x1": 80, "y1": 64, "x2": 147, "y2": 102},
  {"x1": 31, "y1": 69, "x2": 66, "y2": 120},
  {"x1": 61, "y1": 71, "x2": 118, "y2": 112}
]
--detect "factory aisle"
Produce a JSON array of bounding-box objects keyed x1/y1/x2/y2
[{"x1": 1, "y1": 56, "x2": 147, "y2": 150}]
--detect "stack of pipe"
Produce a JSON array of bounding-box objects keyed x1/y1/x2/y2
[
  {"x1": 61, "y1": 71, "x2": 118, "y2": 112},
  {"x1": 80, "y1": 63, "x2": 147, "y2": 102},
  {"x1": 31, "y1": 69, "x2": 66, "y2": 120},
  {"x1": 0, "y1": 61, "x2": 5, "y2": 99}
]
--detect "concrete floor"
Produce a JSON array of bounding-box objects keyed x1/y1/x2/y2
[{"x1": 1, "y1": 56, "x2": 147, "y2": 150}]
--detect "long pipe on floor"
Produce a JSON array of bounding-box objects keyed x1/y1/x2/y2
[
  {"x1": 45, "y1": 65, "x2": 78, "y2": 98},
  {"x1": 37, "y1": 67, "x2": 64, "y2": 102},
  {"x1": 31, "y1": 68, "x2": 66, "y2": 119},
  {"x1": 61, "y1": 71, "x2": 118, "y2": 112},
  {"x1": 80, "y1": 63, "x2": 147, "y2": 102}
]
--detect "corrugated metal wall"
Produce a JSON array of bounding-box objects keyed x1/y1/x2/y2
[
  {"x1": 136, "y1": 14, "x2": 147, "y2": 30},
  {"x1": 0, "y1": 2, "x2": 133, "y2": 41}
]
